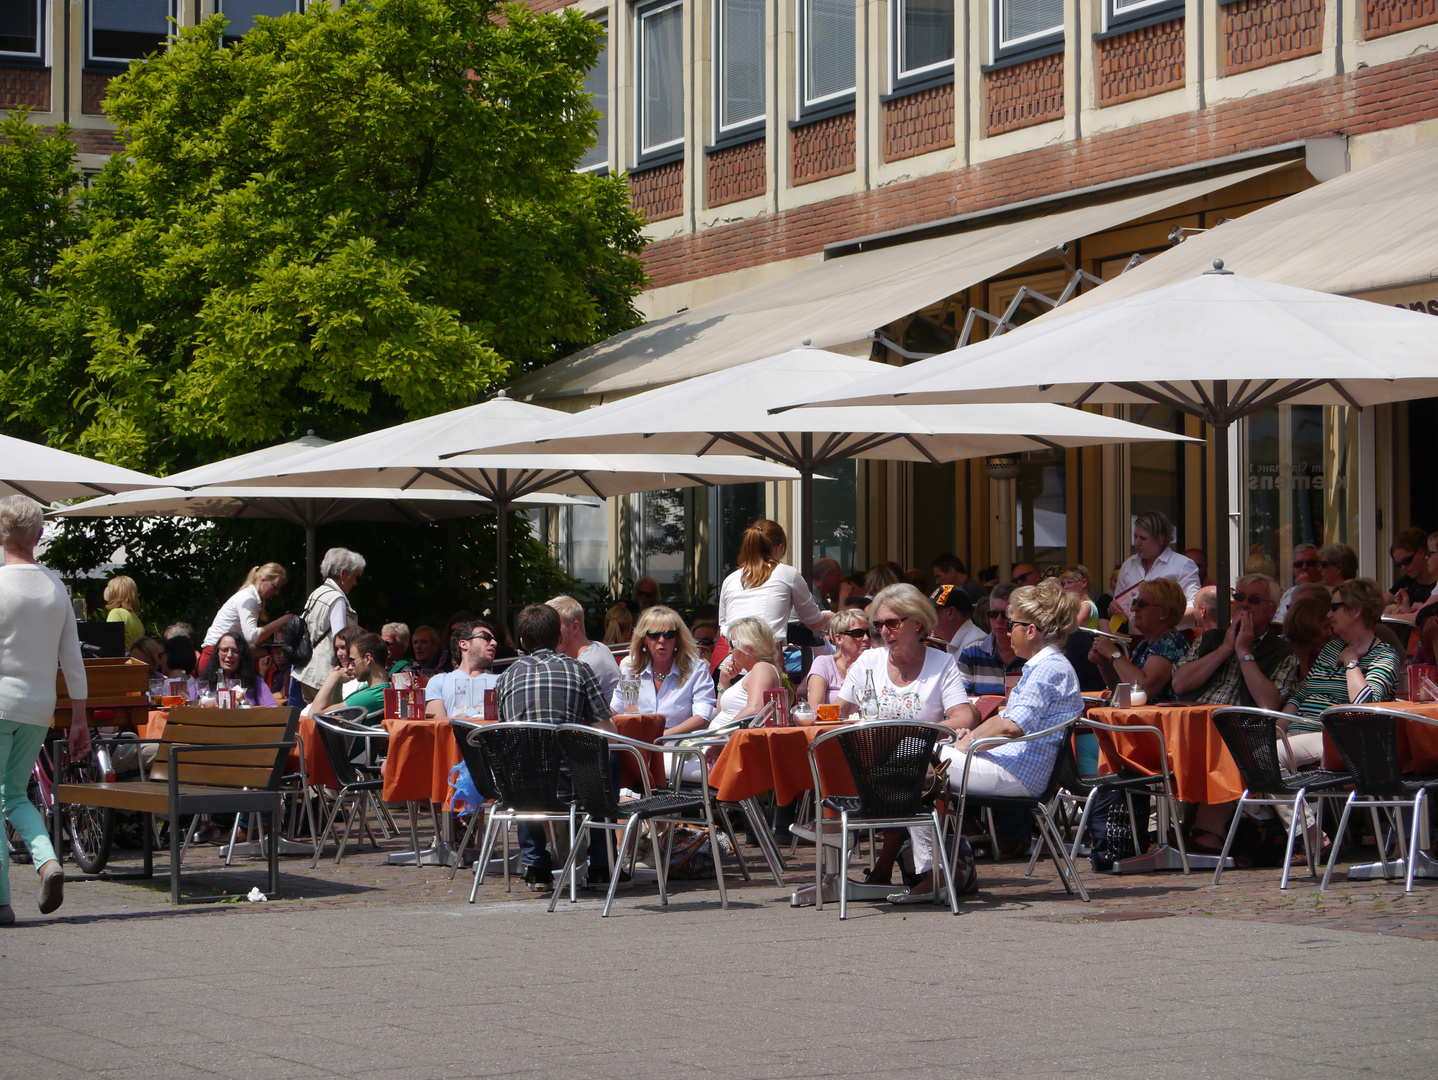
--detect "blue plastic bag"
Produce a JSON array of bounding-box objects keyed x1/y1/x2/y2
[{"x1": 448, "y1": 762, "x2": 484, "y2": 816}]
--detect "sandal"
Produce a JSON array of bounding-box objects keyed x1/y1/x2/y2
[{"x1": 859, "y1": 865, "x2": 893, "y2": 886}]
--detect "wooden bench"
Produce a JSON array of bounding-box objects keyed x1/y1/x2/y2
[{"x1": 54, "y1": 705, "x2": 299, "y2": 903}]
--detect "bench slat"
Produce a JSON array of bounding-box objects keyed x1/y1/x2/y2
[
  {"x1": 155, "y1": 724, "x2": 290, "y2": 746},
  {"x1": 162, "y1": 707, "x2": 296, "y2": 728},
  {"x1": 155, "y1": 763, "x2": 284, "y2": 788}
]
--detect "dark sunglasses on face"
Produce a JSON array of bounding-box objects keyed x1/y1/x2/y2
[
  {"x1": 470, "y1": 632, "x2": 495, "y2": 643},
  {"x1": 835, "y1": 627, "x2": 870, "y2": 639},
  {"x1": 645, "y1": 629, "x2": 679, "y2": 641},
  {"x1": 870, "y1": 617, "x2": 907, "y2": 632},
  {"x1": 1293, "y1": 558, "x2": 1319, "y2": 569},
  {"x1": 1004, "y1": 618, "x2": 1034, "y2": 632},
  {"x1": 1329, "y1": 601, "x2": 1349, "y2": 611},
  {"x1": 1130, "y1": 599, "x2": 1153, "y2": 611},
  {"x1": 1231, "y1": 591, "x2": 1269, "y2": 605}
]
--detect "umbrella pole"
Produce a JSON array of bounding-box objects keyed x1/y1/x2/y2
[
  {"x1": 1213, "y1": 387, "x2": 1232, "y2": 627},
  {"x1": 495, "y1": 479, "x2": 509, "y2": 638},
  {"x1": 799, "y1": 433, "x2": 815, "y2": 582},
  {"x1": 306, "y1": 525, "x2": 317, "y2": 594}
]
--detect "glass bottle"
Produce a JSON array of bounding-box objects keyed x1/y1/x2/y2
[{"x1": 861, "y1": 668, "x2": 880, "y2": 721}]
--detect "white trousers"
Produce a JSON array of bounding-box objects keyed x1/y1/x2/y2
[
  {"x1": 910, "y1": 747, "x2": 1030, "y2": 874},
  {"x1": 1271, "y1": 730, "x2": 1326, "y2": 832}
]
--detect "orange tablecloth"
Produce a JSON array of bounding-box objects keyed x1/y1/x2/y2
[
  {"x1": 707, "y1": 725, "x2": 856, "y2": 804},
  {"x1": 613, "y1": 713, "x2": 667, "y2": 791},
  {"x1": 1087, "y1": 704, "x2": 1243, "y2": 805},
  {"x1": 1321, "y1": 700, "x2": 1438, "y2": 774},
  {"x1": 381, "y1": 717, "x2": 462, "y2": 805}
]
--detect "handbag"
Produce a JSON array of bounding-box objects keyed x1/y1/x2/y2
[{"x1": 920, "y1": 751, "x2": 951, "y2": 803}]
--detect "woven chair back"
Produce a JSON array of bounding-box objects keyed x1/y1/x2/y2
[
  {"x1": 1322, "y1": 709, "x2": 1406, "y2": 797},
  {"x1": 557, "y1": 726, "x2": 621, "y2": 819},
  {"x1": 1212, "y1": 709, "x2": 1288, "y2": 793},
  {"x1": 834, "y1": 722, "x2": 940, "y2": 819},
  {"x1": 469, "y1": 724, "x2": 568, "y2": 812}
]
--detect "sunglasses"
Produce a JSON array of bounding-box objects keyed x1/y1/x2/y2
[
  {"x1": 645, "y1": 629, "x2": 679, "y2": 641},
  {"x1": 1004, "y1": 618, "x2": 1034, "y2": 632},
  {"x1": 694, "y1": 637, "x2": 715, "y2": 648},
  {"x1": 834, "y1": 627, "x2": 869, "y2": 639},
  {"x1": 1130, "y1": 599, "x2": 1153, "y2": 611},
  {"x1": 870, "y1": 617, "x2": 908, "y2": 632},
  {"x1": 470, "y1": 632, "x2": 496, "y2": 643},
  {"x1": 1397, "y1": 551, "x2": 1424, "y2": 567},
  {"x1": 1231, "y1": 591, "x2": 1270, "y2": 605},
  {"x1": 1329, "y1": 601, "x2": 1350, "y2": 611},
  {"x1": 1292, "y1": 558, "x2": 1320, "y2": 569}
]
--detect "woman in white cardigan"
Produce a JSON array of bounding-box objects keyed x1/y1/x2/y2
[
  {"x1": 0, "y1": 496, "x2": 89, "y2": 922},
  {"x1": 717, "y1": 519, "x2": 826, "y2": 648}
]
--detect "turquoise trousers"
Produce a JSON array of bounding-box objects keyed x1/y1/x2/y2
[{"x1": 1, "y1": 720, "x2": 56, "y2": 906}]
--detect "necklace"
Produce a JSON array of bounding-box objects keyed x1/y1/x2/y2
[{"x1": 889, "y1": 648, "x2": 923, "y2": 682}]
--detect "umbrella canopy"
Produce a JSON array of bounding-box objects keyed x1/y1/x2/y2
[
  {"x1": 441, "y1": 349, "x2": 1196, "y2": 578},
  {"x1": 774, "y1": 267, "x2": 1438, "y2": 615},
  {"x1": 198, "y1": 394, "x2": 805, "y2": 621},
  {"x1": 1, "y1": 433, "x2": 161, "y2": 502}
]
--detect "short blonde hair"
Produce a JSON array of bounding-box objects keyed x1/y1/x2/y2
[
  {"x1": 726, "y1": 616, "x2": 781, "y2": 668},
  {"x1": 104, "y1": 575, "x2": 139, "y2": 613},
  {"x1": 628, "y1": 605, "x2": 700, "y2": 682},
  {"x1": 0, "y1": 495, "x2": 44, "y2": 547},
  {"x1": 547, "y1": 594, "x2": 585, "y2": 627},
  {"x1": 870, "y1": 583, "x2": 938, "y2": 636},
  {"x1": 1138, "y1": 578, "x2": 1186, "y2": 627},
  {"x1": 1008, "y1": 579, "x2": 1081, "y2": 648},
  {"x1": 1333, "y1": 578, "x2": 1385, "y2": 629},
  {"x1": 826, "y1": 608, "x2": 868, "y2": 637}
]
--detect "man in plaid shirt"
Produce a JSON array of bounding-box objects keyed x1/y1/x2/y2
[{"x1": 498, "y1": 604, "x2": 618, "y2": 888}]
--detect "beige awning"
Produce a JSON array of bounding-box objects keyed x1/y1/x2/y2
[
  {"x1": 1048, "y1": 137, "x2": 1438, "y2": 318},
  {"x1": 509, "y1": 161, "x2": 1291, "y2": 403}
]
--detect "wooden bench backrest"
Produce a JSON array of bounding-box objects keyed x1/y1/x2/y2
[
  {"x1": 57, "y1": 657, "x2": 151, "y2": 702},
  {"x1": 148, "y1": 706, "x2": 299, "y2": 791}
]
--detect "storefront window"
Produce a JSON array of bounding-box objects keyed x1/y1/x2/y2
[
  {"x1": 1130, "y1": 404, "x2": 1185, "y2": 544},
  {"x1": 716, "y1": 482, "x2": 766, "y2": 578},
  {"x1": 1015, "y1": 449, "x2": 1065, "y2": 569},
  {"x1": 638, "y1": 488, "x2": 686, "y2": 586},
  {"x1": 812, "y1": 460, "x2": 857, "y2": 571},
  {"x1": 550, "y1": 503, "x2": 609, "y2": 584},
  {"x1": 912, "y1": 462, "x2": 956, "y2": 573}
]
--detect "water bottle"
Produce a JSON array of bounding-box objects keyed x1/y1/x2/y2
[{"x1": 861, "y1": 668, "x2": 880, "y2": 721}]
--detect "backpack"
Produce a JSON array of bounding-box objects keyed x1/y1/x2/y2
[{"x1": 275, "y1": 614, "x2": 313, "y2": 670}]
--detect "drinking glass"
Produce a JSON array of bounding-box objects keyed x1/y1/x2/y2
[
  {"x1": 450, "y1": 677, "x2": 472, "y2": 717},
  {"x1": 619, "y1": 675, "x2": 641, "y2": 713}
]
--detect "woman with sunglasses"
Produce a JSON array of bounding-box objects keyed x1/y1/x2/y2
[
  {"x1": 1285, "y1": 579, "x2": 1400, "y2": 729},
  {"x1": 1089, "y1": 578, "x2": 1188, "y2": 704},
  {"x1": 717, "y1": 520, "x2": 827, "y2": 650},
  {"x1": 1385, "y1": 528, "x2": 1438, "y2": 613},
  {"x1": 804, "y1": 609, "x2": 871, "y2": 710},
  {"x1": 614, "y1": 606, "x2": 716, "y2": 734}
]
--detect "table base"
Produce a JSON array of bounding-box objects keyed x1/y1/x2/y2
[
  {"x1": 388, "y1": 840, "x2": 455, "y2": 867},
  {"x1": 224, "y1": 837, "x2": 313, "y2": 859},
  {"x1": 1109, "y1": 845, "x2": 1231, "y2": 874},
  {"x1": 1348, "y1": 849, "x2": 1438, "y2": 880},
  {"x1": 790, "y1": 876, "x2": 895, "y2": 907}
]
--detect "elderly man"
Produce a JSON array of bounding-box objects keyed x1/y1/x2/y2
[
  {"x1": 411, "y1": 624, "x2": 442, "y2": 674},
  {"x1": 381, "y1": 622, "x2": 411, "y2": 670},
  {"x1": 634, "y1": 577, "x2": 661, "y2": 610},
  {"x1": 1011, "y1": 563, "x2": 1040, "y2": 588},
  {"x1": 956, "y1": 584, "x2": 1024, "y2": 697},
  {"x1": 810, "y1": 558, "x2": 842, "y2": 611},
  {"x1": 547, "y1": 594, "x2": 621, "y2": 701},
  {"x1": 1275, "y1": 543, "x2": 1321, "y2": 621},
  {"x1": 424, "y1": 619, "x2": 500, "y2": 718},
  {"x1": 932, "y1": 553, "x2": 987, "y2": 604},
  {"x1": 932, "y1": 584, "x2": 984, "y2": 660},
  {"x1": 1170, "y1": 574, "x2": 1298, "y2": 711},
  {"x1": 1193, "y1": 587, "x2": 1219, "y2": 632}
]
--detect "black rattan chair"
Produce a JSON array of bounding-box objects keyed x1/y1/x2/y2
[
  {"x1": 806, "y1": 720, "x2": 958, "y2": 918},
  {"x1": 309, "y1": 711, "x2": 391, "y2": 868},
  {"x1": 548, "y1": 725, "x2": 731, "y2": 916},
  {"x1": 1320, "y1": 706, "x2": 1438, "y2": 892},
  {"x1": 465, "y1": 722, "x2": 575, "y2": 899},
  {"x1": 446, "y1": 719, "x2": 504, "y2": 881},
  {"x1": 1210, "y1": 707, "x2": 1352, "y2": 889}
]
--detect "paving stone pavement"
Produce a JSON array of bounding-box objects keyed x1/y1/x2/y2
[{"x1": 2, "y1": 828, "x2": 1437, "y2": 1079}]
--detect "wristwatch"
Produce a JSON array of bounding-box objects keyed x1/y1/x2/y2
[
  {"x1": 1239, "y1": 653, "x2": 1255, "y2": 665},
  {"x1": 1345, "y1": 660, "x2": 1361, "y2": 670}
]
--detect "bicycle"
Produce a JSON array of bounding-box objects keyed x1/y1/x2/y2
[{"x1": 3, "y1": 739, "x2": 116, "y2": 875}]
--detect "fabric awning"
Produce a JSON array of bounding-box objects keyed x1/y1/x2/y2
[
  {"x1": 1046, "y1": 137, "x2": 1438, "y2": 317},
  {"x1": 508, "y1": 161, "x2": 1291, "y2": 403}
]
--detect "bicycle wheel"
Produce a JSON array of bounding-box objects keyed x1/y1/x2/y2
[{"x1": 61, "y1": 760, "x2": 112, "y2": 874}]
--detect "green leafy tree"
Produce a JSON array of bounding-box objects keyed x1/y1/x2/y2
[{"x1": 35, "y1": 0, "x2": 646, "y2": 470}]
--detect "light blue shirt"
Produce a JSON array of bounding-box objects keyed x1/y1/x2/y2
[
  {"x1": 611, "y1": 657, "x2": 718, "y2": 730},
  {"x1": 425, "y1": 669, "x2": 500, "y2": 716},
  {"x1": 980, "y1": 645, "x2": 1081, "y2": 797}
]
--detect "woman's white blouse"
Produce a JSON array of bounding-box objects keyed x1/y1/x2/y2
[
  {"x1": 612, "y1": 657, "x2": 719, "y2": 730},
  {"x1": 718, "y1": 562, "x2": 826, "y2": 645}
]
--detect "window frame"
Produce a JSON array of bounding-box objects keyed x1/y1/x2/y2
[
  {"x1": 889, "y1": 0, "x2": 955, "y2": 93},
  {"x1": 0, "y1": 0, "x2": 47, "y2": 66},
  {"x1": 577, "y1": 14, "x2": 611, "y2": 174},
  {"x1": 216, "y1": 0, "x2": 305, "y2": 47},
  {"x1": 85, "y1": 0, "x2": 175, "y2": 72},
  {"x1": 796, "y1": 0, "x2": 856, "y2": 118},
  {"x1": 634, "y1": 0, "x2": 686, "y2": 166},
  {"x1": 713, "y1": 0, "x2": 766, "y2": 141},
  {"x1": 1100, "y1": 0, "x2": 1183, "y2": 34},
  {"x1": 989, "y1": 0, "x2": 1063, "y2": 62}
]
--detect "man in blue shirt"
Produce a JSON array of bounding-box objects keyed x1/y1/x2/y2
[{"x1": 957, "y1": 584, "x2": 1025, "y2": 696}]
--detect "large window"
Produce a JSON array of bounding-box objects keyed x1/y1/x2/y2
[
  {"x1": 892, "y1": 0, "x2": 953, "y2": 87},
  {"x1": 217, "y1": 0, "x2": 302, "y2": 46},
  {"x1": 636, "y1": 0, "x2": 684, "y2": 160},
  {"x1": 992, "y1": 0, "x2": 1062, "y2": 57},
  {"x1": 799, "y1": 0, "x2": 854, "y2": 113},
  {"x1": 578, "y1": 18, "x2": 609, "y2": 171},
  {"x1": 0, "y1": 0, "x2": 44, "y2": 63},
  {"x1": 716, "y1": 0, "x2": 764, "y2": 136},
  {"x1": 88, "y1": 0, "x2": 172, "y2": 67}
]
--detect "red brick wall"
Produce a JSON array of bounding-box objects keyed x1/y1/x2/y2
[
  {"x1": 639, "y1": 51, "x2": 1438, "y2": 291},
  {"x1": 66, "y1": 128, "x2": 124, "y2": 156},
  {"x1": 630, "y1": 159, "x2": 684, "y2": 221},
  {"x1": 1097, "y1": 20, "x2": 1186, "y2": 106},
  {"x1": 82, "y1": 71, "x2": 114, "y2": 116},
  {"x1": 1222, "y1": 0, "x2": 1325, "y2": 75},
  {"x1": 1365, "y1": 0, "x2": 1438, "y2": 37},
  {"x1": 984, "y1": 53, "x2": 1064, "y2": 136},
  {"x1": 0, "y1": 65, "x2": 50, "y2": 111},
  {"x1": 791, "y1": 111, "x2": 856, "y2": 184},
  {"x1": 883, "y1": 82, "x2": 955, "y2": 162},
  {"x1": 707, "y1": 137, "x2": 766, "y2": 207}
]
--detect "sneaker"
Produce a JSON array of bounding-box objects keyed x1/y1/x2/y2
[
  {"x1": 38, "y1": 860, "x2": 64, "y2": 915},
  {"x1": 521, "y1": 863, "x2": 554, "y2": 891},
  {"x1": 587, "y1": 867, "x2": 634, "y2": 890},
  {"x1": 0, "y1": 904, "x2": 14, "y2": 926}
]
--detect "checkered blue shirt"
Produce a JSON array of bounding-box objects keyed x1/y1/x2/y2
[{"x1": 980, "y1": 645, "x2": 1082, "y2": 797}]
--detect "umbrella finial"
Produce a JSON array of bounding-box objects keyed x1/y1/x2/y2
[
  {"x1": 801, "y1": 337, "x2": 812, "y2": 347},
  {"x1": 306, "y1": 429, "x2": 315, "y2": 437},
  {"x1": 494, "y1": 388, "x2": 509, "y2": 399},
  {"x1": 1205, "y1": 258, "x2": 1232, "y2": 275}
]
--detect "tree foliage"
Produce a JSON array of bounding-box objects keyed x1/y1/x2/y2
[{"x1": 10, "y1": 0, "x2": 646, "y2": 470}]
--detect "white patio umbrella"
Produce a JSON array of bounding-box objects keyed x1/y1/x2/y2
[
  {"x1": 447, "y1": 350, "x2": 1197, "y2": 579},
  {"x1": 1, "y1": 433, "x2": 161, "y2": 501},
  {"x1": 773, "y1": 266, "x2": 1438, "y2": 617},
  {"x1": 196, "y1": 395, "x2": 805, "y2": 620}
]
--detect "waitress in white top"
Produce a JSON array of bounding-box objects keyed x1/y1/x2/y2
[
  {"x1": 198, "y1": 562, "x2": 292, "y2": 670},
  {"x1": 717, "y1": 520, "x2": 827, "y2": 647},
  {"x1": 1110, "y1": 511, "x2": 1200, "y2": 625},
  {"x1": 837, "y1": 584, "x2": 976, "y2": 727},
  {"x1": 612, "y1": 606, "x2": 717, "y2": 733},
  {"x1": 714, "y1": 617, "x2": 785, "y2": 726}
]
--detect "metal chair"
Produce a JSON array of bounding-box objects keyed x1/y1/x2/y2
[
  {"x1": 1210, "y1": 707, "x2": 1352, "y2": 889},
  {"x1": 1032, "y1": 717, "x2": 1192, "y2": 876},
  {"x1": 951, "y1": 720, "x2": 1091, "y2": 902},
  {"x1": 446, "y1": 719, "x2": 504, "y2": 881},
  {"x1": 808, "y1": 720, "x2": 959, "y2": 919},
  {"x1": 1320, "y1": 706, "x2": 1438, "y2": 892},
  {"x1": 308, "y1": 711, "x2": 394, "y2": 868}
]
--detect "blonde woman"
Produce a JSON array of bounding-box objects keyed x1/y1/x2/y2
[
  {"x1": 601, "y1": 602, "x2": 633, "y2": 646},
  {"x1": 717, "y1": 519, "x2": 825, "y2": 647},
  {"x1": 103, "y1": 576, "x2": 144, "y2": 651},
  {"x1": 714, "y1": 617, "x2": 785, "y2": 726},
  {"x1": 200, "y1": 562, "x2": 292, "y2": 672},
  {"x1": 612, "y1": 605, "x2": 717, "y2": 734},
  {"x1": 805, "y1": 608, "x2": 870, "y2": 709}
]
